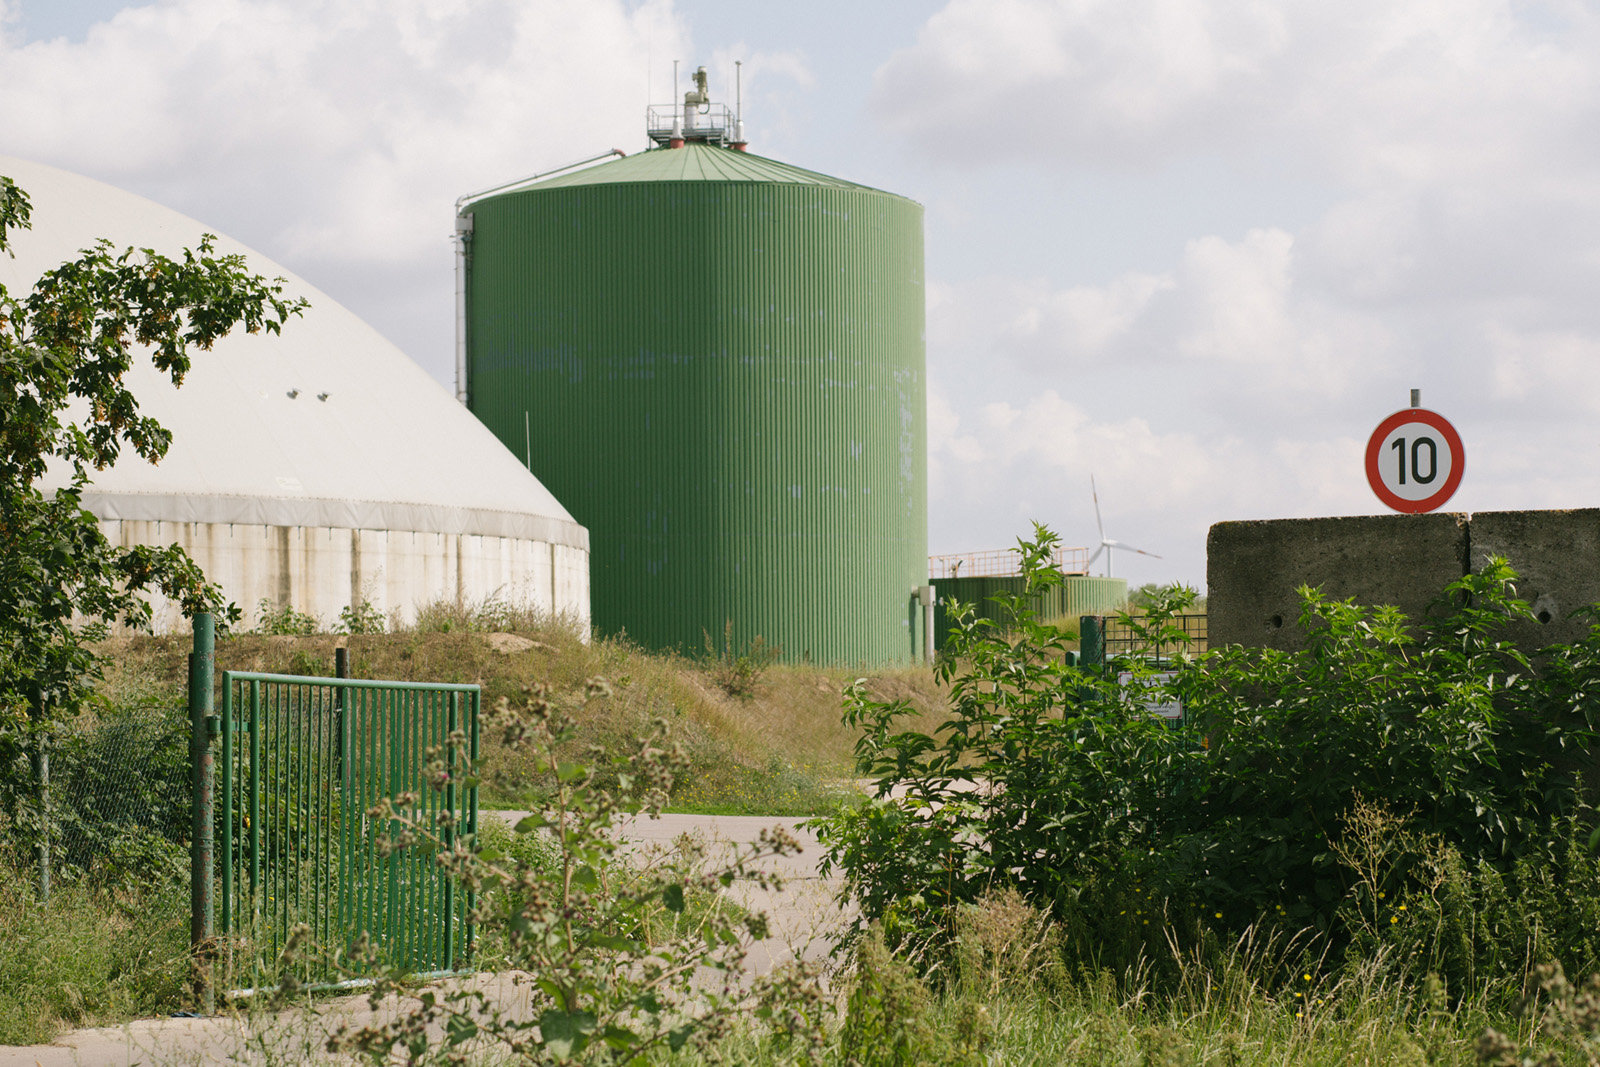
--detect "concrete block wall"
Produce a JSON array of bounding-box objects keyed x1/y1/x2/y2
[{"x1": 1208, "y1": 509, "x2": 1600, "y2": 652}]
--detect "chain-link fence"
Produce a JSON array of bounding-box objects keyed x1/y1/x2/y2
[{"x1": 3, "y1": 702, "x2": 190, "y2": 896}]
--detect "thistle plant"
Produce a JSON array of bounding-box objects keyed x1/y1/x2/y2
[{"x1": 324, "y1": 678, "x2": 816, "y2": 1065}]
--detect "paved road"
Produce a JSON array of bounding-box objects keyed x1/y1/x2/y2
[{"x1": 0, "y1": 812, "x2": 848, "y2": 1066}]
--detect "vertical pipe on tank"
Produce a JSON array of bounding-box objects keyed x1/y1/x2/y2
[
  {"x1": 917, "y1": 584, "x2": 936, "y2": 663},
  {"x1": 453, "y1": 213, "x2": 474, "y2": 404}
]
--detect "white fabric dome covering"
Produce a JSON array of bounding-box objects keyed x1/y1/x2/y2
[{"x1": 2, "y1": 155, "x2": 590, "y2": 633}]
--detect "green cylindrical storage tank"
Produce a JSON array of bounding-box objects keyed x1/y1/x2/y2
[
  {"x1": 462, "y1": 144, "x2": 926, "y2": 663},
  {"x1": 932, "y1": 575, "x2": 1129, "y2": 649}
]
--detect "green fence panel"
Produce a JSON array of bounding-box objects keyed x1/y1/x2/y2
[{"x1": 216, "y1": 672, "x2": 478, "y2": 991}]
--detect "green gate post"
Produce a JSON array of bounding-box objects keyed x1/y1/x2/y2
[
  {"x1": 335, "y1": 647, "x2": 348, "y2": 776},
  {"x1": 189, "y1": 613, "x2": 216, "y2": 1013},
  {"x1": 1079, "y1": 615, "x2": 1105, "y2": 673}
]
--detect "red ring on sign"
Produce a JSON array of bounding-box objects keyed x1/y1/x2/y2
[{"x1": 1364, "y1": 408, "x2": 1465, "y2": 513}]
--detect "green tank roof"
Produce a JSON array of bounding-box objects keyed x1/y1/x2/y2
[{"x1": 523, "y1": 143, "x2": 890, "y2": 191}]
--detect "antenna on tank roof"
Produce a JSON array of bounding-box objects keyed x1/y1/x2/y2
[
  {"x1": 732, "y1": 60, "x2": 749, "y2": 151},
  {"x1": 670, "y1": 60, "x2": 684, "y2": 146}
]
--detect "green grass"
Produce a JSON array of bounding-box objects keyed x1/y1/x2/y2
[
  {"x1": 667, "y1": 754, "x2": 865, "y2": 816},
  {"x1": 0, "y1": 866, "x2": 190, "y2": 1044},
  {"x1": 662, "y1": 949, "x2": 1577, "y2": 1067}
]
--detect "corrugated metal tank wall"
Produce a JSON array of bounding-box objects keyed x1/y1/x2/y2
[
  {"x1": 465, "y1": 148, "x2": 927, "y2": 663},
  {"x1": 932, "y1": 576, "x2": 1129, "y2": 649}
]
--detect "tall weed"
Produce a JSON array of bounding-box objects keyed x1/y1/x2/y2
[{"x1": 321, "y1": 679, "x2": 824, "y2": 1064}]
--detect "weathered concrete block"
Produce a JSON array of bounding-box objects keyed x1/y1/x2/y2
[
  {"x1": 1469, "y1": 508, "x2": 1600, "y2": 648},
  {"x1": 1207, "y1": 513, "x2": 1467, "y2": 652}
]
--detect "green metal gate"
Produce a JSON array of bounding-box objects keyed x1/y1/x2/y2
[{"x1": 215, "y1": 672, "x2": 479, "y2": 989}]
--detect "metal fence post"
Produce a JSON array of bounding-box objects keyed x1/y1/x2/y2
[
  {"x1": 335, "y1": 647, "x2": 349, "y2": 776},
  {"x1": 189, "y1": 612, "x2": 216, "y2": 1013},
  {"x1": 1079, "y1": 615, "x2": 1104, "y2": 672},
  {"x1": 28, "y1": 684, "x2": 50, "y2": 903}
]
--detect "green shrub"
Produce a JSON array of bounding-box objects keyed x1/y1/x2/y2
[
  {"x1": 817, "y1": 524, "x2": 1600, "y2": 994},
  {"x1": 817, "y1": 525, "x2": 1197, "y2": 963},
  {"x1": 1173, "y1": 560, "x2": 1599, "y2": 936},
  {"x1": 255, "y1": 599, "x2": 320, "y2": 636},
  {"x1": 0, "y1": 700, "x2": 191, "y2": 890},
  {"x1": 335, "y1": 599, "x2": 386, "y2": 635}
]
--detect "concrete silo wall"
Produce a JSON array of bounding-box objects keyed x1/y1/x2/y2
[{"x1": 105, "y1": 520, "x2": 591, "y2": 633}]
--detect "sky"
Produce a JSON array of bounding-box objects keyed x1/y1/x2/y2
[{"x1": 4, "y1": 0, "x2": 1600, "y2": 591}]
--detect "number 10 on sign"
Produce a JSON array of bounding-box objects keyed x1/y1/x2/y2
[{"x1": 1365, "y1": 407, "x2": 1465, "y2": 514}]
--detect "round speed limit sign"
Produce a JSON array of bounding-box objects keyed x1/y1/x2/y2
[{"x1": 1365, "y1": 408, "x2": 1465, "y2": 513}]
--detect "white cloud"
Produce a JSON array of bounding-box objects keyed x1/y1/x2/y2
[
  {"x1": 875, "y1": 0, "x2": 1600, "y2": 184},
  {"x1": 895, "y1": 0, "x2": 1600, "y2": 588},
  {"x1": 0, "y1": 0, "x2": 689, "y2": 379},
  {"x1": 1487, "y1": 324, "x2": 1600, "y2": 412},
  {"x1": 1004, "y1": 271, "x2": 1174, "y2": 356},
  {"x1": 874, "y1": 0, "x2": 1287, "y2": 165},
  {"x1": 1171, "y1": 228, "x2": 1294, "y2": 365},
  {"x1": 929, "y1": 224, "x2": 1398, "y2": 422}
]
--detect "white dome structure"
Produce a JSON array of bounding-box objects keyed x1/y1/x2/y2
[{"x1": 1, "y1": 155, "x2": 590, "y2": 632}]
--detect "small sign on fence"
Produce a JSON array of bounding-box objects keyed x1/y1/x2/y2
[{"x1": 1117, "y1": 670, "x2": 1183, "y2": 720}]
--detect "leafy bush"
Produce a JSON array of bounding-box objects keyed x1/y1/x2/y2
[
  {"x1": 255, "y1": 598, "x2": 320, "y2": 636},
  {"x1": 817, "y1": 525, "x2": 1194, "y2": 962},
  {"x1": 817, "y1": 525, "x2": 1600, "y2": 993},
  {"x1": 49, "y1": 703, "x2": 191, "y2": 886},
  {"x1": 336, "y1": 599, "x2": 386, "y2": 635},
  {"x1": 0, "y1": 700, "x2": 190, "y2": 892},
  {"x1": 1174, "y1": 559, "x2": 1599, "y2": 932}
]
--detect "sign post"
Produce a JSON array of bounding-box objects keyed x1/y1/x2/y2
[{"x1": 1364, "y1": 393, "x2": 1464, "y2": 513}]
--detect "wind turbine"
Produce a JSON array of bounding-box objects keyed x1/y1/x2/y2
[{"x1": 1087, "y1": 475, "x2": 1162, "y2": 577}]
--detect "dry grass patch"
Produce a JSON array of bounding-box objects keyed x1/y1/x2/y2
[{"x1": 89, "y1": 622, "x2": 950, "y2": 817}]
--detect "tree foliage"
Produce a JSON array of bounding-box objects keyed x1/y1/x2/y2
[{"x1": 0, "y1": 173, "x2": 305, "y2": 823}]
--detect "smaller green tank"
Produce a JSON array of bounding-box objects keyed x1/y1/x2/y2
[{"x1": 932, "y1": 575, "x2": 1128, "y2": 648}]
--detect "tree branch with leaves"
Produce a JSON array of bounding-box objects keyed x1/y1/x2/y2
[{"x1": 0, "y1": 173, "x2": 306, "y2": 839}]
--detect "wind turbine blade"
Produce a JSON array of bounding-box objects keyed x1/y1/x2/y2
[
  {"x1": 1091, "y1": 475, "x2": 1105, "y2": 542},
  {"x1": 1120, "y1": 545, "x2": 1163, "y2": 560},
  {"x1": 1086, "y1": 544, "x2": 1105, "y2": 568}
]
